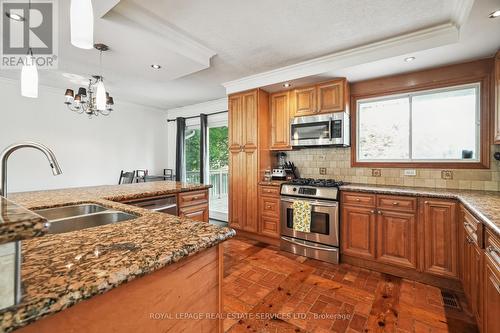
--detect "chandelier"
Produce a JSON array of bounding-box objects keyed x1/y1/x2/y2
[{"x1": 63, "y1": 44, "x2": 115, "y2": 117}]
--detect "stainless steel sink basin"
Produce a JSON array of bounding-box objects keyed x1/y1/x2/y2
[
  {"x1": 34, "y1": 204, "x2": 108, "y2": 220},
  {"x1": 33, "y1": 204, "x2": 138, "y2": 235},
  {"x1": 47, "y1": 211, "x2": 137, "y2": 234}
]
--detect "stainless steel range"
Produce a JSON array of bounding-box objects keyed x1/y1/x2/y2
[{"x1": 280, "y1": 178, "x2": 345, "y2": 264}]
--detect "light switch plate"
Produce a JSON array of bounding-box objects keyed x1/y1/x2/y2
[
  {"x1": 319, "y1": 167, "x2": 327, "y2": 175},
  {"x1": 404, "y1": 169, "x2": 417, "y2": 176},
  {"x1": 372, "y1": 169, "x2": 382, "y2": 177}
]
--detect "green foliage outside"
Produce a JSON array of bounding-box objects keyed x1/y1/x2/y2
[{"x1": 185, "y1": 126, "x2": 228, "y2": 172}]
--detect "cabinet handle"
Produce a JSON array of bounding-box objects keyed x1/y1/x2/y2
[
  {"x1": 355, "y1": 198, "x2": 361, "y2": 202},
  {"x1": 378, "y1": 211, "x2": 383, "y2": 215},
  {"x1": 266, "y1": 205, "x2": 272, "y2": 209},
  {"x1": 424, "y1": 201, "x2": 429, "y2": 204},
  {"x1": 192, "y1": 196, "x2": 199, "y2": 200},
  {"x1": 370, "y1": 210, "x2": 375, "y2": 214},
  {"x1": 392, "y1": 202, "x2": 399, "y2": 206},
  {"x1": 487, "y1": 245, "x2": 499, "y2": 255}
]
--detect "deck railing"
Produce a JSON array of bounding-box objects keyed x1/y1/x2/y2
[{"x1": 186, "y1": 167, "x2": 228, "y2": 199}]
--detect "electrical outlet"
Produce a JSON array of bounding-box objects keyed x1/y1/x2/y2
[
  {"x1": 404, "y1": 169, "x2": 417, "y2": 176},
  {"x1": 319, "y1": 167, "x2": 327, "y2": 175},
  {"x1": 441, "y1": 170, "x2": 453, "y2": 180},
  {"x1": 372, "y1": 169, "x2": 382, "y2": 177}
]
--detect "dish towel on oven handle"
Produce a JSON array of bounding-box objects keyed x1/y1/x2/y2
[{"x1": 292, "y1": 200, "x2": 311, "y2": 233}]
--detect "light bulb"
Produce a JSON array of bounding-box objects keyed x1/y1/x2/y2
[
  {"x1": 95, "y1": 79, "x2": 106, "y2": 110},
  {"x1": 21, "y1": 55, "x2": 38, "y2": 98},
  {"x1": 70, "y1": 0, "x2": 94, "y2": 49}
]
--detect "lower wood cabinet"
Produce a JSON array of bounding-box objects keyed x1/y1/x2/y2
[
  {"x1": 483, "y1": 228, "x2": 500, "y2": 333},
  {"x1": 178, "y1": 190, "x2": 209, "y2": 223},
  {"x1": 341, "y1": 205, "x2": 376, "y2": 260},
  {"x1": 376, "y1": 209, "x2": 417, "y2": 269},
  {"x1": 421, "y1": 199, "x2": 458, "y2": 279},
  {"x1": 257, "y1": 185, "x2": 280, "y2": 239}
]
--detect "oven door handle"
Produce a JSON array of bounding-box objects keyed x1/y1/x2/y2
[
  {"x1": 280, "y1": 197, "x2": 338, "y2": 207},
  {"x1": 281, "y1": 236, "x2": 338, "y2": 252}
]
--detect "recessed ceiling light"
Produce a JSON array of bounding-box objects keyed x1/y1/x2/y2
[
  {"x1": 5, "y1": 12, "x2": 24, "y2": 22},
  {"x1": 283, "y1": 82, "x2": 291, "y2": 88},
  {"x1": 151, "y1": 64, "x2": 162, "y2": 70},
  {"x1": 404, "y1": 57, "x2": 416, "y2": 63},
  {"x1": 488, "y1": 9, "x2": 500, "y2": 18}
]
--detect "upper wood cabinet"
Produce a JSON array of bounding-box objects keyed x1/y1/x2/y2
[
  {"x1": 421, "y1": 199, "x2": 459, "y2": 279},
  {"x1": 293, "y1": 86, "x2": 316, "y2": 117},
  {"x1": 494, "y1": 51, "x2": 500, "y2": 144},
  {"x1": 228, "y1": 94, "x2": 243, "y2": 151},
  {"x1": 291, "y1": 79, "x2": 348, "y2": 117},
  {"x1": 270, "y1": 91, "x2": 292, "y2": 150}
]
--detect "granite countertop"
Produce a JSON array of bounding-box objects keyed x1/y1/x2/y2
[
  {"x1": 0, "y1": 197, "x2": 47, "y2": 244},
  {"x1": 340, "y1": 184, "x2": 500, "y2": 237},
  {"x1": 0, "y1": 181, "x2": 235, "y2": 332}
]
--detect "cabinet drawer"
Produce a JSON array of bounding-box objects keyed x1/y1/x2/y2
[
  {"x1": 178, "y1": 190, "x2": 208, "y2": 208},
  {"x1": 342, "y1": 192, "x2": 376, "y2": 207},
  {"x1": 462, "y1": 208, "x2": 483, "y2": 247},
  {"x1": 485, "y1": 228, "x2": 500, "y2": 269},
  {"x1": 259, "y1": 215, "x2": 280, "y2": 238},
  {"x1": 179, "y1": 203, "x2": 209, "y2": 223},
  {"x1": 377, "y1": 195, "x2": 417, "y2": 212},
  {"x1": 259, "y1": 196, "x2": 279, "y2": 218},
  {"x1": 259, "y1": 186, "x2": 280, "y2": 197}
]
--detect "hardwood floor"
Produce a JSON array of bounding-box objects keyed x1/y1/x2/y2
[{"x1": 223, "y1": 236, "x2": 478, "y2": 333}]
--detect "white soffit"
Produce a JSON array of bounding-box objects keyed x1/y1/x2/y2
[{"x1": 222, "y1": 0, "x2": 474, "y2": 94}]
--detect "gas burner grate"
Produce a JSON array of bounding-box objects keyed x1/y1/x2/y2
[{"x1": 287, "y1": 178, "x2": 346, "y2": 188}]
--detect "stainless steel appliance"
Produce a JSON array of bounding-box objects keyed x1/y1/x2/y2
[
  {"x1": 291, "y1": 112, "x2": 350, "y2": 147},
  {"x1": 280, "y1": 178, "x2": 344, "y2": 264}
]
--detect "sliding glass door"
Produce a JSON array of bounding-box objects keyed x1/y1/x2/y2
[
  {"x1": 184, "y1": 127, "x2": 200, "y2": 183},
  {"x1": 207, "y1": 126, "x2": 228, "y2": 222}
]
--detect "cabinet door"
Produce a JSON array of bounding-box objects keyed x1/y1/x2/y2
[
  {"x1": 293, "y1": 86, "x2": 316, "y2": 117},
  {"x1": 243, "y1": 149, "x2": 258, "y2": 233},
  {"x1": 270, "y1": 92, "x2": 291, "y2": 150},
  {"x1": 317, "y1": 80, "x2": 345, "y2": 114},
  {"x1": 341, "y1": 205, "x2": 376, "y2": 260},
  {"x1": 228, "y1": 94, "x2": 243, "y2": 150},
  {"x1": 259, "y1": 215, "x2": 280, "y2": 238},
  {"x1": 376, "y1": 210, "x2": 417, "y2": 269},
  {"x1": 470, "y1": 242, "x2": 483, "y2": 327},
  {"x1": 483, "y1": 252, "x2": 500, "y2": 333},
  {"x1": 179, "y1": 203, "x2": 209, "y2": 223},
  {"x1": 242, "y1": 90, "x2": 258, "y2": 149},
  {"x1": 422, "y1": 199, "x2": 458, "y2": 279},
  {"x1": 229, "y1": 151, "x2": 245, "y2": 229}
]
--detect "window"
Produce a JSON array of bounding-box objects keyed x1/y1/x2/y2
[{"x1": 356, "y1": 83, "x2": 480, "y2": 164}]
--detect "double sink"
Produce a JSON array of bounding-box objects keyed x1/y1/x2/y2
[{"x1": 34, "y1": 204, "x2": 138, "y2": 234}]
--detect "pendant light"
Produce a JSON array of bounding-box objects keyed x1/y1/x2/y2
[
  {"x1": 95, "y1": 47, "x2": 106, "y2": 110},
  {"x1": 21, "y1": 0, "x2": 38, "y2": 98},
  {"x1": 70, "y1": 0, "x2": 94, "y2": 49}
]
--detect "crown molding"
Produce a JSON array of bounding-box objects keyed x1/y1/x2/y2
[
  {"x1": 223, "y1": 23, "x2": 460, "y2": 94},
  {"x1": 112, "y1": 2, "x2": 216, "y2": 67},
  {"x1": 452, "y1": 0, "x2": 475, "y2": 27},
  {"x1": 166, "y1": 97, "x2": 228, "y2": 118}
]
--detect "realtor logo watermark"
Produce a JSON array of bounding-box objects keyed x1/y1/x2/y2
[{"x1": 1, "y1": 0, "x2": 58, "y2": 69}]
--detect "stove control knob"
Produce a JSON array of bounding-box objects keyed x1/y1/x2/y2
[{"x1": 293, "y1": 187, "x2": 297, "y2": 192}]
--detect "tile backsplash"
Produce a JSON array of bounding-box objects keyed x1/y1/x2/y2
[{"x1": 284, "y1": 145, "x2": 500, "y2": 191}]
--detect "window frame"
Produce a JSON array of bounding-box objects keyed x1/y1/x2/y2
[
  {"x1": 350, "y1": 72, "x2": 491, "y2": 169},
  {"x1": 355, "y1": 82, "x2": 481, "y2": 164}
]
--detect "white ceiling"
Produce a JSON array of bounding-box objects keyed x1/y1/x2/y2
[{"x1": 0, "y1": 0, "x2": 498, "y2": 110}]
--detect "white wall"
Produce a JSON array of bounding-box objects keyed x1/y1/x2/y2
[
  {"x1": 0, "y1": 78, "x2": 168, "y2": 193},
  {"x1": 165, "y1": 98, "x2": 228, "y2": 173}
]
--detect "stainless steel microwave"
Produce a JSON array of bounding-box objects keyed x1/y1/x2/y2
[{"x1": 290, "y1": 112, "x2": 350, "y2": 147}]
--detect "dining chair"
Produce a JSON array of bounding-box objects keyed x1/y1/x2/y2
[
  {"x1": 163, "y1": 169, "x2": 174, "y2": 180},
  {"x1": 119, "y1": 170, "x2": 136, "y2": 184},
  {"x1": 136, "y1": 169, "x2": 148, "y2": 183},
  {"x1": 144, "y1": 175, "x2": 167, "y2": 182}
]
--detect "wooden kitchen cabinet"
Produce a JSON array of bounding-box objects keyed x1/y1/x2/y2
[
  {"x1": 228, "y1": 89, "x2": 271, "y2": 236},
  {"x1": 178, "y1": 189, "x2": 209, "y2": 223},
  {"x1": 483, "y1": 228, "x2": 500, "y2": 333},
  {"x1": 341, "y1": 204, "x2": 377, "y2": 260},
  {"x1": 421, "y1": 199, "x2": 458, "y2": 279},
  {"x1": 494, "y1": 50, "x2": 500, "y2": 144},
  {"x1": 291, "y1": 79, "x2": 348, "y2": 117},
  {"x1": 376, "y1": 209, "x2": 417, "y2": 270},
  {"x1": 293, "y1": 86, "x2": 316, "y2": 117},
  {"x1": 270, "y1": 91, "x2": 292, "y2": 150},
  {"x1": 178, "y1": 203, "x2": 209, "y2": 223},
  {"x1": 258, "y1": 185, "x2": 280, "y2": 238}
]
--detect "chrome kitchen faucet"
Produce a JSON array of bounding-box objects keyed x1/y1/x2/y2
[{"x1": 0, "y1": 142, "x2": 62, "y2": 309}]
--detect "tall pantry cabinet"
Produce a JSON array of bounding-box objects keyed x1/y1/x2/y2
[{"x1": 228, "y1": 89, "x2": 271, "y2": 233}]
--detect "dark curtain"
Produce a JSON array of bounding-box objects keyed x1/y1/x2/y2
[
  {"x1": 200, "y1": 114, "x2": 208, "y2": 184},
  {"x1": 175, "y1": 117, "x2": 186, "y2": 182}
]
